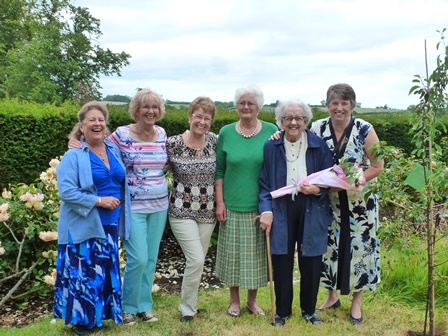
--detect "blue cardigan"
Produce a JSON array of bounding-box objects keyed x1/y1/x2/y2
[
  {"x1": 56, "y1": 140, "x2": 131, "y2": 244},
  {"x1": 259, "y1": 129, "x2": 334, "y2": 256}
]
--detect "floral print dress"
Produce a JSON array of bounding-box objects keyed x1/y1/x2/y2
[{"x1": 311, "y1": 117, "x2": 380, "y2": 294}]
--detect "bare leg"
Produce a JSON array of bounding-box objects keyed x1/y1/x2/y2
[
  {"x1": 246, "y1": 289, "x2": 263, "y2": 312},
  {"x1": 229, "y1": 286, "x2": 240, "y2": 312},
  {"x1": 318, "y1": 289, "x2": 340, "y2": 309},
  {"x1": 350, "y1": 291, "x2": 362, "y2": 319}
]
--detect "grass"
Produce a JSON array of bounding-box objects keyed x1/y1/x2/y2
[
  {"x1": 2, "y1": 288, "x2": 447, "y2": 335},
  {"x1": 2, "y1": 236, "x2": 447, "y2": 335},
  {"x1": 2, "y1": 281, "x2": 447, "y2": 335}
]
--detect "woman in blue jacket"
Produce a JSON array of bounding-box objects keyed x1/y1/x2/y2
[
  {"x1": 258, "y1": 99, "x2": 333, "y2": 327},
  {"x1": 53, "y1": 101, "x2": 131, "y2": 336}
]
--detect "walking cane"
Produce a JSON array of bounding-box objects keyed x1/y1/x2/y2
[{"x1": 254, "y1": 215, "x2": 275, "y2": 325}]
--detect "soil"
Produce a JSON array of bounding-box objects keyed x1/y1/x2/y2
[{"x1": 0, "y1": 236, "x2": 223, "y2": 328}]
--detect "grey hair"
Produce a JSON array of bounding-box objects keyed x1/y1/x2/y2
[
  {"x1": 274, "y1": 99, "x2": 313, "y2": 129},
  {"x1": 233, "y1": 84, "x2": 264, "y2": 110}
]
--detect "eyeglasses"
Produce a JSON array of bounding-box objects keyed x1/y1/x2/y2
[
  {"x1": 142, "y1": 105, "x2": 159, "y2": 110},
  {"x1": 192, "y1": 114, "x2": 212, "y2": 123},
  {"x1": 238, "y1": 101, "x2": 257, "y2": 108},
  {"x1": 281, "y1": 116, "x2": 307, "y2": 123}
]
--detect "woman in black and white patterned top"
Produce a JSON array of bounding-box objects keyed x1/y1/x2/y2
[{"x1": 166, "y1": 97, "x2": 217, "y2": 323}]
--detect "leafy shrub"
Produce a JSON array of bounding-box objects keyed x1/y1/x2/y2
[{"x1": 0, "y1": 158, "x2": 61, "y2": 301}]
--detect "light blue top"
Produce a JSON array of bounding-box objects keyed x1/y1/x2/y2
[{"x1": 56, "y1": 139, "x2": 132, "y2": 244}]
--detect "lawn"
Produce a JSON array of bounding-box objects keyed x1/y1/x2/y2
[{"x1": 2, "y1": 279, "x2": 447, "y2": 336}]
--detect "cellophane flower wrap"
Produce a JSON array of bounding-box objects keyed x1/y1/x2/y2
[{"x1": 271, "y1": 157, "x2": 366, "y2": 199}]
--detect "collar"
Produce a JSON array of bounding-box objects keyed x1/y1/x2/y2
[{"x1": 274, "y1": 129, "x2": 320, "y2": 148}]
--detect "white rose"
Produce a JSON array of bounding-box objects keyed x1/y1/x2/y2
[{"x1": 49, "y1": 159, "x2": 60, "y2": 168}]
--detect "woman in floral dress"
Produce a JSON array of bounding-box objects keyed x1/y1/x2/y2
[{"x1": 311, "y1": 83, "x2": 384, "y2": 324}]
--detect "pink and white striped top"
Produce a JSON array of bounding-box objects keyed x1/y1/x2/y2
[{"x1": 109, "y1": 125, "x2": 168, "y2": 214}]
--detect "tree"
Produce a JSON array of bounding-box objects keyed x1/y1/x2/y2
[
  {"x1": 376, "y1": 29, "x2": 448, "y2": 336},
  {"x1": 0, "y1": 0, "x2": 131, "y2": 104},
  {"x1": 408, "y1": 30, "x2": 448, "y2": 336},
  {"x1": 320, "y1": 100, "x2": 326, "y2": 106},
  {"x1": 104, "y1": 94, "x2": 131, "y2": 103}
]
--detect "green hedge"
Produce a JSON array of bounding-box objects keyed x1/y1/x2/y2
[{"x1": 1, "y1": 99, "x2": 446, "y2": 189}]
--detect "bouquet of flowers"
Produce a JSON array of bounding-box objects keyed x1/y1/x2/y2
[{"x1": 270, "y1": 157, "x2": 366, "y2": 199}]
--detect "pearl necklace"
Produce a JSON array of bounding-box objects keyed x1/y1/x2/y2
[{"x1": 237, "y1": 121, "x2": 259, "y2": 138}]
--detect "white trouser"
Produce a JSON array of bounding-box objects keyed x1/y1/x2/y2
[{"x1": 169, "y1": 217, "x2": 216, "y2": 316}]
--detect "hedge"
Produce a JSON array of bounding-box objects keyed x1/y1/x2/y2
[{"x1": 0, "y1": 99, "x2": 446, "y2": 189}]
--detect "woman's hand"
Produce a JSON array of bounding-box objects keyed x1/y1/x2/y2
[
  {"x1": 299, "y1": 180, "x2": 321, "y2": 195},
  {"x1": 68, "y1": 138, "x2": 82, "y2": 149},
  {"x1": 259, "y1": 212, "x2": 273, "y2": 234},
  {"x1": 268, "y1": 130, "x2": 283, "y2": 141},
  {"x1": 216, "y1": 201, "x2": 227, "y2": 224},
  {"x1": 97, "y1": 196, "x2": 121, "y2": 210}
]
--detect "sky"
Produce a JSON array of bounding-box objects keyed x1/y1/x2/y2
[{"x1": 76, "y1": 0, "x2": 448, "y2": 109}]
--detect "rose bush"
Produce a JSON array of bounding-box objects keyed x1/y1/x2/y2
[{"x1": 0, "y1": 158, "x2": 61, "y2": 303}]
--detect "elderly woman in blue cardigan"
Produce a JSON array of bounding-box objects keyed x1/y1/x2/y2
[
  {"x1": 53, "y1": 101, "x2": 131, "y2": 336},
  {"x1": 258, "y1": 99, "x2": 333, "y2": 327}
]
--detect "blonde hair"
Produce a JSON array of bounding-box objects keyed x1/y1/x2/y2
[{"x1": 129, "y1": 88, "x2": 166, "y2": 121}]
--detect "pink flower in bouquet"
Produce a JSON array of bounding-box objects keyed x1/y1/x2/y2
[
  {"x1": 332, "y1": 157, "x2": 365, "y2": 188},
  {"x1": 331, "y1": 165, "x2": 348, "y2": 182}
]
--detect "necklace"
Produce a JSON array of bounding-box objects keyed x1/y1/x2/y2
[
  {"x1": 237, "y1": 121, "x2": 259, "y2": 138},
  {"x1": 285, "y1": 137, "x2": 303, "y2": 163},
  {"x1": 186, "y1": 133, "x2": 205, "y2": 157},
  {"x1": 89, "y1": 147, "x2": 106, "y2": 161}
]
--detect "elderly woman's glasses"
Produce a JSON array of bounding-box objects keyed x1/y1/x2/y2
[
  {"x1": 282, "y1": 116, "x2": 306, "y2": 123},
  {"x1": 238, "y1": 101, "x2": 257, "y2": 108},
  {"x1": 192, "y1": 114, "x2": 212, "y2": 123}
]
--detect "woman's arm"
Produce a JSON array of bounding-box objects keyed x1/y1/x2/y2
[
  {"x1": 215, "y1": 179, "x2": 226, "y2": 223},
  {"x1": 363, "y1": 127, "x2": 384, "y2": 182},
  {"x1": 258, "y1": 145, "x2": 274, "y2": 233}
]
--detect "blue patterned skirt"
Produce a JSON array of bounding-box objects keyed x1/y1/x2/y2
[{"x1": 53, "y1": 224, "x2": 123, "y2": 327}]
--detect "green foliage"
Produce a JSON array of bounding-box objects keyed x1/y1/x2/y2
[
  {"x1": 374, "y1": 28, "x2": 448, "y2": 333},
  {"x1": 104, "y1": 94, "x2": 130, "y2": 103},
  {"x1": 1, "y1": 97, "x2": 446, "y2": 190},
  {"x1": 0, "y1": 0, "x2": 131, "y2": 104},
  {"x1": 379, "y1": 231, "x2": 448, "y2": 307},
  {"x1": 0, "y1": 99, "x2": 78, "y2": 189},
  {"x1": 0, "y1": 158, "x2": 61, "y2": 298}
]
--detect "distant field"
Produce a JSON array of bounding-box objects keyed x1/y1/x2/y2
[
  {"x1": 353, "y1": 107, "x2": 405, "y2": 113},
  {"x1": 311, "y1": 106, "x2": 405, "y2": 114},
  {"x1": 103, "y1": 101, "x2": 128, "y2": 106},
  {"x1": 103, "y1": 101, "x2": 406, "y2": 114}
]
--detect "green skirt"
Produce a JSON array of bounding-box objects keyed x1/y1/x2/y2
[{"x1": 215, "y1": 210, "x2": 268, "y2": 289}]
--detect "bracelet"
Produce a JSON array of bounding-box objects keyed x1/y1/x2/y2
[{"x1": 98, "y1": 197, "x2": 102, "y2": 206}]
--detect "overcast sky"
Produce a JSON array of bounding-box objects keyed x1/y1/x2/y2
[{"x1": 77, "y1": 0, "x2": 448, "y2": 109}]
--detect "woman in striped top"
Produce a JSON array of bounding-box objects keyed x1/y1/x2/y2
[{"x1": 109, "y1": 89, "x2": 169, "y2": 325}]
